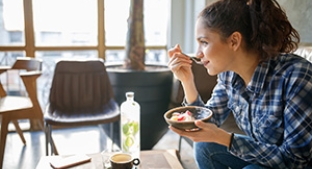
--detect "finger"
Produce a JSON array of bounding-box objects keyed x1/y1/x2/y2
[
  {"x1": 169, "y1": 60, "x2": 192, "y2": 72},
  {"x1": 169, "y1": 126, "x2": 186, "y2": 135},
  {"x1": 168, "y1": 48, "x2": 176, "y2": 58},
  {"x1": 168, "y1": 44, "x2": 182, "y2": 58},
  {"x1": 168, "y1": 44, "x2": 180, "y2": 57},
  {"x1": 176, "y1": 44, "x2": 181, "y2": 51},
  {"x1": 172, "y1": 53, "x2": 192, "y2": 63},
  {"x1": 194, "y1": 120, "x2": 210, "y2": 129},
  {"x1": 168, "y1": 54, "x2": 191, "y2": 67}
]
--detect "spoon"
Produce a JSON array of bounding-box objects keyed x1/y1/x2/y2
[{"x1": 181, "y1": 53, "x2": 203, "y2": 65}]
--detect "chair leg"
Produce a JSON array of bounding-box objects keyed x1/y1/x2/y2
[
  {"x1": 49, "y1": 125, "x2": 58, "y2": 155},
  {"x1": 178, "y1": 136, "x2": 183, "y2": 153},
  {"x1": 0, "y1": 116, "x2": 10, "y2": 169},
  {"x1": 44, "y1": 122, "x2": 58, "y2": 156},
  {"x1": 42, "y1": 120, "x2": 58, "y2": 156},
  {"x1": 52, "y1": 135, "x2": 59, "y2": 155},
  {"x1": 110, "y1": 123, "x2": 114, "y2": 151},
  {"x1": 45, "y1": 122, "x2": 50, "y2": 156},
  {"x1": 12, "y1": 120, "x2": 26, "y2": 145}
]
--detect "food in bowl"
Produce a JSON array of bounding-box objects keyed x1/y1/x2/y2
[
  {"x1": 170, "y1": 110, "x2": 195, "y2": 122},
  {"x1": 164, "y1": 106, "x2": 213, "y2": 130}
]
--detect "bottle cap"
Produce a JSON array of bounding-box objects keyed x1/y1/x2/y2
[{"x1": 126, "y1": 92, "x2": 134, "y2": 98}]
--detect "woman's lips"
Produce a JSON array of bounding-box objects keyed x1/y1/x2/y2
[{"x1": 203, "y1": 61, "x2": 210, "y2": 66}]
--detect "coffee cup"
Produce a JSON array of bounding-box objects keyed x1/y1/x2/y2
[{"x1": 110, "y1": 153, "x2": 140, "y2": 169}]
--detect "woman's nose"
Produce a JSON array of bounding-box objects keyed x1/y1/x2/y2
[{"x1": 195, "y1": 51, "x2": 204, "y2": 59}]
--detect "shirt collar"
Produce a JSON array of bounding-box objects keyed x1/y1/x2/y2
[{"x1": 231, "y1": 60, "x2": 270, "y2": 94}]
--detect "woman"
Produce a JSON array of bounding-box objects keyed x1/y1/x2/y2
[{"x1": 167, "y1": 0, "x2": 312, "y2": 168}]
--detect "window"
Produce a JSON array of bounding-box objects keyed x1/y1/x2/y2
[{"x1": 0, "y1": 0, "x2": 170, "y2": 113}]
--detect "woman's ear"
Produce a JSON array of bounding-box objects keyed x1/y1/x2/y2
[{"x1": 228, "y1": 32, "x2": 242, "y2": 51}]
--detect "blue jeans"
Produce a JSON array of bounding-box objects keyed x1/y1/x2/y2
[
  {"x1": 194, "y1": 142, "x2": 270, "y2": 169},
  {"x1": 194, "y1": 141, "x2": 312, "y2": 169}
]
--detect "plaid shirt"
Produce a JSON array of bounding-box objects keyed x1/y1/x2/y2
[{"x1": 188, "y1": 54, "x2": 312, "y2": 168}]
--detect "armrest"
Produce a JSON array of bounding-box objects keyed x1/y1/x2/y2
[{"x1": 20, "y1": 71, "x2": 42, "y2": 77}]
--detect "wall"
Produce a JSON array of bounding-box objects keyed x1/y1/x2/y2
[{"x1": 277, "y1": 0, "x2": 312, "y2": 44}]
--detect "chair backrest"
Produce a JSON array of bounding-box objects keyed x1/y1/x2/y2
[{"x1": 49, "y1": 59, "x2": 114, "y2": 113}]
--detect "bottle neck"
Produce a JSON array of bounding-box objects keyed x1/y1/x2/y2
[{"x1": 127, "y1": 97, "x2": 134, "y2": 101}]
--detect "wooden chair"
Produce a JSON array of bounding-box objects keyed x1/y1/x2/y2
[
  {"x1": 44, "y1": 59, "x2": 120, "y2": 155},
  {"x1": 0, "y1": 57, "x2": 43, "y2": 169}
]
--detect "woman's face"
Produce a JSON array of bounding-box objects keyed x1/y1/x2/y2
[{"x1": 195, "y1": 17, "x2": 235, "y2": 76}]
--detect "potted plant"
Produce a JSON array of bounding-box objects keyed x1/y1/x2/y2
[{"x1": 103, "y1": 0, "x2": 173, "y2": 150}]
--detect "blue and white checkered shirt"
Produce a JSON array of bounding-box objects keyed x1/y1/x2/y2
[{"x1": 188, "y1": 53, "x2": 312, "y2": 168}]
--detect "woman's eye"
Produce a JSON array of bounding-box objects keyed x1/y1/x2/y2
[{"x1": 201, "y1": 41, "x2": 208, "y2": 45}]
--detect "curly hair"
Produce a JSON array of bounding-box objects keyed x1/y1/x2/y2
[{"x1": 198, "y1": 0, "x2": 300, "y2": 60}]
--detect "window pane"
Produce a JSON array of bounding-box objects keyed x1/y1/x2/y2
[
  {"x1": 0, "y1": 0, "x2": 25, "y2": 46},
  {"x1": 104, "y1": 0, "x2": 169, "y2": 46},
  {"x1": 145, "y1": 49, "x2": 167, "y2": 65},
  {"x1": 144, "y1": 0, "x2": 169, "y2": 46},
  {"x1": 32, "y1": 0, "x2": 98, "y2": 46},
  {"x1": 104, "y1": 0, "x2": 130, "y2": 46},
  {"x1": 105, "y1": 49, "x2": 126, "y2": 62},
  {"x1": 105, "y1": 49, "x2": 167, "y2": 65},
  {"x1": 0, "y1": 51, "x2": 24, "y2": 65}
]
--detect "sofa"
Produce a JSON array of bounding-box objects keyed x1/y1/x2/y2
[
  {"x1": 294, "y1": 46, "x2": 312, "y2": 62},
  {"x1": 169, "y1": 45, "x2": 312, "y2": 149}
]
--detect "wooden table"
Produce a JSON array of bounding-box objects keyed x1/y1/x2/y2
[{"x1": 35, "y1": 149, "x2": 184, "y2": 169}]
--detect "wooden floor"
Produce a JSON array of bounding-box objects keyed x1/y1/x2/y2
[{"x1": 2, "y1": 114, "x2": 242, "y2": 169}]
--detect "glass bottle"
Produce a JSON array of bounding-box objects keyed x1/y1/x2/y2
[{"x1": 120, "y1": 92, "x2": 140, "y2": 159}]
